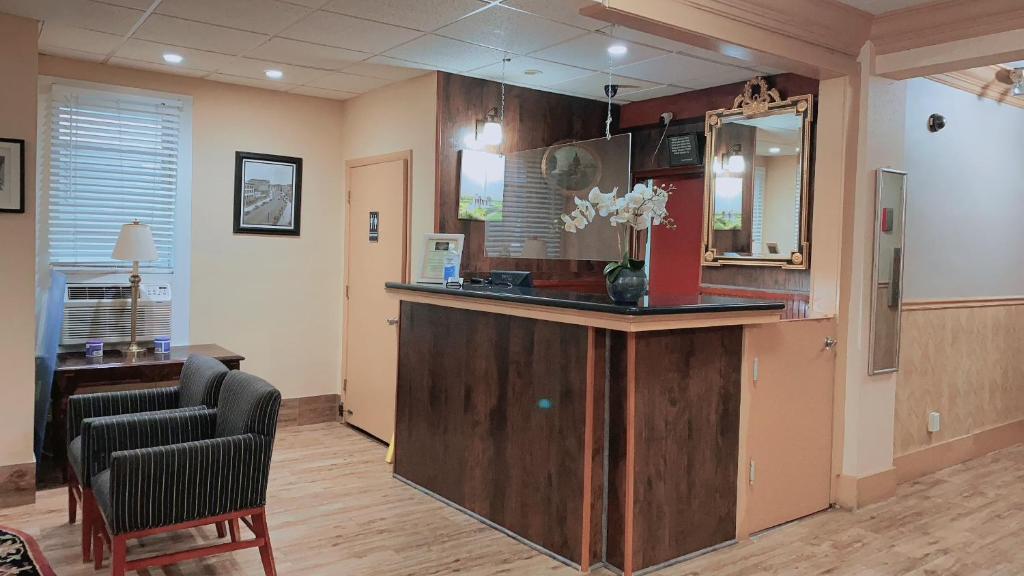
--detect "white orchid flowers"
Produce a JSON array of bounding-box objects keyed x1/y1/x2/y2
[{"x1": 560, "y1": 183, "x2": 673, "y2": 234}]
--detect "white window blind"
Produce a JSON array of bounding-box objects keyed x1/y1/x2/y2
[{"x1": 46, "y1": 85, "x2": 185, "y2": 270}]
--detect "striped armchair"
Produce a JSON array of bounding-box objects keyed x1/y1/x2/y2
[
  {"x1": 66, "y1": 354, "x2": 229, "y2": 561},
  {"x1": 90, "y1": 371, "x2": 282, "y2": 576}
]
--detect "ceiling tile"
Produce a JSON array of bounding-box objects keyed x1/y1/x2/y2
[
  {"x1": 207, "y1": 72, "x2": 299, "y2": 91},
  {"x1": 134, "y1": 14, "x2": 269, "y2": 54},
  {"x1": 548, "y1": 72, "x2": 657, "y2": 101},
  {"x1": 154, "y1": 0, "x2": 312, "y2": 35},
  {"x1": 530, "y1": 32, "x2": 667, "y2": 71},
  {"x1": 95, "y1": 0, "x2": 154, "y2": 8},
  {"x1": 108, "y1": 56, "x2": 209, "y2": 77},
  {"x1": 114, "y1": 39, "x2": 240, "y2": 72},
  {"x1": 39, "y1": 23, "x2": 123, "y2": 56},
  {"x1": 468, "y1": 55, "x2": 590, "y2": 86},
  {"x1": 247, "y1": 38, "x2": 369, "y2": 71},
  {"x1": 364, "y1": 55, "x2": 438, "y2": 71},
  {"x1": 223, "y1": 58, "x2": 330, "y2": 84},
  {"x1": 275, "y1": 0, "x2": 329, "y2": 7},
  {"x1": 383, "y1": 35, "x2": 504, "y2": 72},
  {"x1": 614, "y1": 53, "x2": 757, "y2": 89},
  {"x1": 39, "y1": 46, "x2": 107, "y2": 62},
  {"x1": 341, "y1": 60, "x2": 429, "y2": 81},
  {"x1": 503, "y1": 0, "x2": 606, "y2": 31},
  {"x1": 306, "y1": 71, "x2": 394, "y2": 93},
  {"x1": 0, "y1": 0, "x2": 144, "y2": 35},
  {"x1": 620, "y1": 84, "x2": 690, "y2": 102},
  {"x1": 289, "y1": 86, "x2": 360, "y2": 100},
  {"x1": 435, "y1": 5, "x2": 585, "y2": 54},
  {"x1": 280, "y1": 10, "x2": 423, "y2": 53},
  {"x1": 322, "y1": 0, "x2": 489, "y2": 32}
]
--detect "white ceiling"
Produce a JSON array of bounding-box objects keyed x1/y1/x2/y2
[
  {"x1": 2, "y1": 0, "x2": 778, "y2": 103},
  {"x1": 833, "y1": 0, "x2": 940, "y2": 15}
]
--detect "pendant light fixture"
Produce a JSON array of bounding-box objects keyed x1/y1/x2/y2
[{"x1": 471, "y1": 56, "x2": 511, "y2": 147}]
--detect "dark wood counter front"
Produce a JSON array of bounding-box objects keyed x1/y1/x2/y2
[{"x1": 391, "y1": 288, "x2": 778, "y2": 575}]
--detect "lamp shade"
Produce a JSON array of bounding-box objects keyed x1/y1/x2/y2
[{"x1": 112, "y1": 221, "x2": 158, "y2": 262}]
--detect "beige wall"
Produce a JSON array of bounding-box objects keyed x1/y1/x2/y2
[
  {"x1": 338, "y1": 73, "x2": 437, "y2": 280},
  {"x1": 39, "y1": 56, "x2": 346, "y2": 401},
  {"x1": 0, "y1": 13, "x2": 38, "y2": 467}
]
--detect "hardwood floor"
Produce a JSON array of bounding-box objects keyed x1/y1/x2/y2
[{"x1": 2, "y1": 422, "x2": 1022, "y2": 575}]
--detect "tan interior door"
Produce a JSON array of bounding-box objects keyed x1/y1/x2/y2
[
  {"x1": 344, "y1": 157, "x2": 408, "y2": 441},
  {"x1": 742, "y1": 318, "x2": 836, "y2": 534}
]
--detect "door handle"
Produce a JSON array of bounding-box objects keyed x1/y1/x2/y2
[
  {"x1": 824, "y1": 337, "x2": 838, "y2": 351},
  {"x1": 386, "y1": 318, "x2": 399, "y2": 326}
]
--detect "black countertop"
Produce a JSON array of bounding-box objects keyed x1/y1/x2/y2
[{"x1": 385, "y1": 282, "x2": 786, "y2": 316}]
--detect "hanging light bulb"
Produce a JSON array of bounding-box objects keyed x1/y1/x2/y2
[{"x1": 480, "y1": 108, "x2": 503, "y2": 146}]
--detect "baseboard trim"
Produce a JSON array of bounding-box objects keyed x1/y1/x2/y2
[
  {"x1": 894, "y1": 419, "x2": 1024, "y2": 485},
  {"x1": 835, "y1": 467, "x2": 897, "y2": 510},
  {"x1": 0, "y1": 462, "x2": 36, "y2": 509},
  {"x1": 279, "y1": 394, "x2": 340, "y2": 428}
]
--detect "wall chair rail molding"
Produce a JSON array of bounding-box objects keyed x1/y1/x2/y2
[{"x1": 901, "y1": 296, "x2": 1024, "y2": 311}]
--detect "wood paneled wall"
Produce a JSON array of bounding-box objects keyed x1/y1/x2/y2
[
  {"x1": 436, "y1": 72, "x2": 614, "y2": 281},
  {"x1": 895, "y1": 302, "x2": 1024, "y2": 456}
]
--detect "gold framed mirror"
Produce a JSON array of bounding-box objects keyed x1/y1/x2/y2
[{"x1": 702, "y1": 77, "x2": 814, "y2": 268}]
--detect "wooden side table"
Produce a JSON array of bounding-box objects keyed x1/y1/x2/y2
[{"x1": 49, "y1": 344, "x2": 244, "y2": 472}]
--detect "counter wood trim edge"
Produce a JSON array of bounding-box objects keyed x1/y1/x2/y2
[
  {"x1": 386, "y1": 289, "x2": 782, "y2": 332},
  {"x1": 623, "y1": 333, "x2": 637, "y2": 576},
  {"x1": 902, "y1": 296, "x2": 1024, "y2": 311},
  {"x1": 580, "y1": 328, "x2": 596, "y2": 573}
]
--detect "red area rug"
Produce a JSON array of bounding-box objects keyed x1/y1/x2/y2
[{"x1": 0, "y1": 526, "x2": 56, "y2": 576}]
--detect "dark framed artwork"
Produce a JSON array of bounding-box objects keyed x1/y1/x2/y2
[
  {"x1": 0, "y1": 138, "x2": 26, "y2": 214},
  {"x1": 233, "y1": 151, "x2": 302, "y2": 235}
]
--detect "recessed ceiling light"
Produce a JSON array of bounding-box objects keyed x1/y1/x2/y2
[
  {"x1": 265, "y1": 69, "x2": 284, "y2": 80},
  {"x1": 769, "y1": 147, "x2": 781, "y2": 154},
  {"x1": 162, "y1": 53, "x2": 183, "y2": 64},
  {"x1": 523, "y1": 69, "x2": 543, "y2": 76},
  {"x1": 607, "y1": 44, "x2": 628, "y2": 56}
]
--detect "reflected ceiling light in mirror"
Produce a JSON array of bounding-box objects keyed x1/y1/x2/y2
[
  {"x1": 769, "y1": 146, "x2": 781, "y2": 154},
  {"x1": 713, "y1": 144, "x2": 746, "y2": 175},
  {"x1": 265, "y1": 69, "x2": 284, "y2": 79},
  {"x1": 162, "y1": 53, "x2": 184, "y2": 64},
  {"x1": 607, "y1": 44, "x2": 628, "y2": 56},
  {"x1": 726, "y1": 144, "x2": 745, "y2": 173}
]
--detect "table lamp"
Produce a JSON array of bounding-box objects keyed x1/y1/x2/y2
[{"x1": 112, "y1": 220, "x2": 158, "y2": 355}]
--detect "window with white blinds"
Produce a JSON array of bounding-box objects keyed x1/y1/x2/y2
[{"x1": 46, "y1": 85, "x2": 186, "y2": 270}]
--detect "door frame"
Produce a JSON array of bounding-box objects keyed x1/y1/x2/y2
[{"x1": 342, "y1": 151, "x2": 413, "y2": 420}]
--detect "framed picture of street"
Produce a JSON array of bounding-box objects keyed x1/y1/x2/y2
[
  {"x1": 0, "y1": 138, "x2": 25, "y2": 213},
  {"x1": 233, "y1": 151, "x2": 302, "y2": 236}
]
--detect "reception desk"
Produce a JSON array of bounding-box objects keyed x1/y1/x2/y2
[{"x1": 386, "y1": 283, "x2": 785, "y2": 575}]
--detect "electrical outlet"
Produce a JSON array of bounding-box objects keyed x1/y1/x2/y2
[{"x1": 927, "y1": 411, "x2": 941, "y2": 433}]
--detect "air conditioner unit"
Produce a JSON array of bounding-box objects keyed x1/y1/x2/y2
[{"x1": 61, "y1": 282, "x2": 172, "y2": 347}]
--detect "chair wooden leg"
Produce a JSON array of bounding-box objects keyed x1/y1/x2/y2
[
  {"x1": 68, "y1": 469, "x2": 78, "y2": 525},
  {"x1": 111, "y1": 535, "x2": 126, "y2": 576},
  {"x1": 252, "y1": 510, "x2": 277, "y2": 576},
  {"x1": 92, "y1": 528, "x2": 104, "y2": 570},
  {"x1": 229, "y1": 518, "x2": 241, "y2": 543},
  {"x1": 81, "y1": 489, "x2": 93, "y2": 562},
  {"x1": 216, "y1": 521, "x2": 227, "y2": 538}
]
